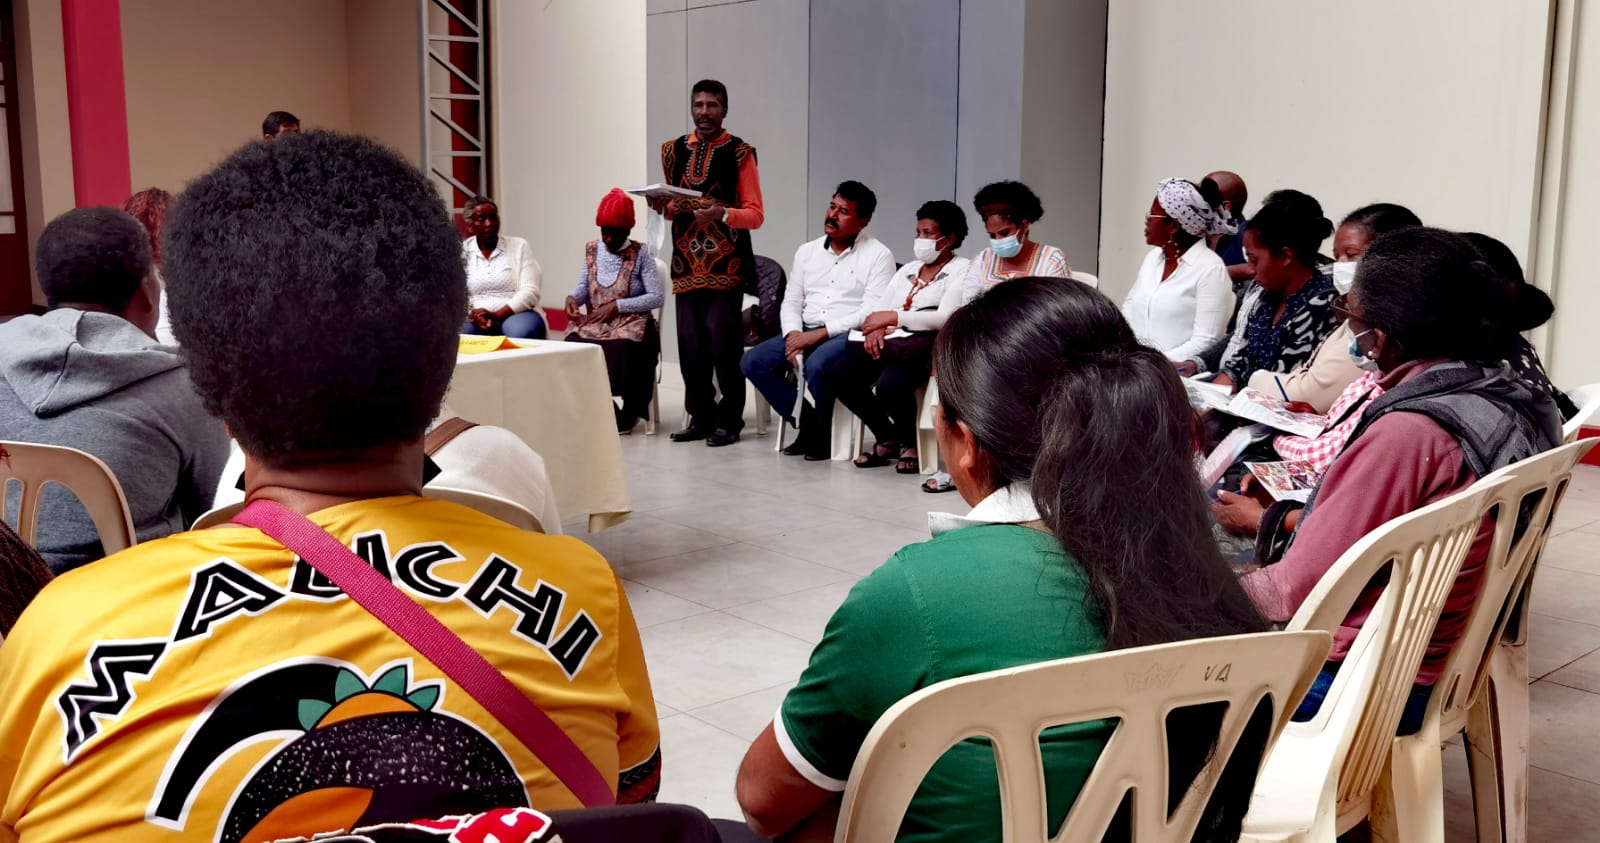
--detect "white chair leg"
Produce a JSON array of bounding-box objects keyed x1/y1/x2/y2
[
  {"x1": 1375, "y1": 717, "x2": 1445, "y2": 843},
  {"x1": 754, "y1": 389, "x2": 770, "y2": 436},
  {"x1": 1465, "y1": 643, "x2": 1530, "y2": 843},
  {"x1": 916, "y1": 382, "x2": 939, "y2": 475},
  {"x1": 645, "y1": 383, "x2": 660, "y2": 435},
  {"x1": 831, "y1": 405, "x2": 857, "y2": 461}
]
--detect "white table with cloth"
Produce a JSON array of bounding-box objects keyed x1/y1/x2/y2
[{"x1": 445, "y1": 338, "x2": 632, "y2": 532}]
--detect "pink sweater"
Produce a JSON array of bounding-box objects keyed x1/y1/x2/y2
[{"x1": 1241, "y1": 361, "x2": 1486, "y2": 684}]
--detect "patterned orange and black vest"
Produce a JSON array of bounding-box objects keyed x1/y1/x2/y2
[{"x1": 661, "y1": 133, "x2": 757, "y2": 294}]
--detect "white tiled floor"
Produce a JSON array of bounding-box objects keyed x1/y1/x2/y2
[{"x1": 566, "y1": 390, "x2": 1600, "y2": 838}]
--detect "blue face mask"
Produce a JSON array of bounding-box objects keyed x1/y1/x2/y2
[
  {"x1": 1348, "y1": 328, "x2": 1382, "y2": 372},
  {"x1": 990, "y1": 233, "x2": 1022, "y2": 259}
]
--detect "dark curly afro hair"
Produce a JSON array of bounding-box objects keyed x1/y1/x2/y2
[
  {"x1": 162, "y1": 131, "x2": 467, "y2": 464},
  {"x1": 35, "y1": 206, "x2": 152, "y2": 310}
]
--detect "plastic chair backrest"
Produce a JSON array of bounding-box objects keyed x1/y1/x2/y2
[
  {"x1": 191, "y1": 487, "x2": 544, "y2": 534},
  {"x1": 835, "y1": 630, "x2": 1332, "y2": 843},
  {"x1": 1426, "y1": 440, "x2": 1592, "y2": 734},
  {"x1": 1282, "y1": 477, "x2": 1506, "y2": 821},
  {"x1": 0, "y1": 440, "x2": 137, "y2": 556},
  {"x1": 1069, "y1": 271, "x2": 1099, "y2": 289},
  {"x1": 1561, "y1": 383, "x2": 1600, "y2": 442}
]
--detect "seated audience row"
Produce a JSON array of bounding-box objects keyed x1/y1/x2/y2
[
  {"x1": 0, "y1": 128, "x2": 1586, "y2": 842},
  {"x1": 0, "y1": 133, "x2": 658, "y2": 841},
  {"x1": 0, "y1": 207, "x2": 229, "y2": 572}
]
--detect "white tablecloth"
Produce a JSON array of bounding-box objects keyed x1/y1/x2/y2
[{"x1": 446, "y1": 340, "x2": 632, "y2": 532}]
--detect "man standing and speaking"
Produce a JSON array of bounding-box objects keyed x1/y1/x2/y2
[{"x1": 653, "y1": 80, "x2": 764, "y2": 447}]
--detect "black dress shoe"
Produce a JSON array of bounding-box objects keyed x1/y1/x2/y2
[
  {"x1": 670, "y1": 427, "x2": 709, "y2": 442},
  {"x1": 780, "y1": 440, "x2": 808, "y2": 456},
  {"x1": 706, "y1": 429, "x2": 740, "y2": 447},
  {"x1": 803, "y1": 449, "x2": 831, "y2": 461}
]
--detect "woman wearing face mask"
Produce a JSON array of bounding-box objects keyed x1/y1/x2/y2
[
  {"x1": 1122, "y1": 178, "x2": 1237, "y2": 365},
  {"x1": 960, "y1": 180, "x2": 1071, "y2": 304},
  {"x1": 1211, "y1": 190, "x2": 1340, "y2": 391},
  {"x1": 1211, "y1": 205, "x2": 1424, "y2": 541},
  {"x1": 1241, "y1": 227, "x2": 1562, "y2": 733},
  {"x1": 1235, "y1": 203, "x2": 1421, "y2": 413},
  {"x1": 831, "y1": 201, "x2": 971, "y2": 472}
]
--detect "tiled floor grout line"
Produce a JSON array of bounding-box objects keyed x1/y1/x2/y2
[
  {"x1": 1530, "y1": 762, "x2": 1600, "y2": 788},
  {"x1": 1535, "y1": 674, "x2": 1600, "y2": 695}
]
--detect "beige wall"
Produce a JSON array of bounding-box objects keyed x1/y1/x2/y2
[
  {"x1": 494, "y1": 0, "x2": 648, "y2": 298},
  {"x1": 346, "y1": 0, "x2": 422, "y2": 165},
  {"x1": 1098, "y1": 1, "x2": 1554, "y2": 303},
  {"x1": 120, "y1": 0, "x2": 353, "y2": 193},
  {"x1": 12, "y1": 0, "x2": 75, "y2": 305}
]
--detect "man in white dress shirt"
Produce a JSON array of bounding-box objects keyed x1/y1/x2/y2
[{"x1": 741, "y1": 181, "x2": 895, "y2": 459}]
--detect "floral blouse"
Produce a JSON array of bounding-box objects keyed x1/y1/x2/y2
[{"x1": 1219, "y1": 273, "x2": 1340, "y2": 386}]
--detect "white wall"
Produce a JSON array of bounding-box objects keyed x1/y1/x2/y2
[
  {"x1": 495, "y1": 0, "x2": 649, "y2": 299},
  {"x1": 1098, "y1": 0, "x2": 1554, "y2": 303}
]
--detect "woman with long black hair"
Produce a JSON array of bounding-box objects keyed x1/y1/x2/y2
[{"x1": 735, "y1": 277, "x2": 1268, "y2": 843}]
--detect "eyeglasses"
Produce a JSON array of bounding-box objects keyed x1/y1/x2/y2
[{"x1": 1146, "y1": 214, "x2": 1170, "y2": 222}]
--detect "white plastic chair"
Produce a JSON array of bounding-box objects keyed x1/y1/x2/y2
[
  {"x1": 917, "y1": 377, "x2": 941, "y2": 476},
  {"x1": 836, "y1": 630, "x2": 1331, "y2": 843},
  {"x1": 1420, "y1": 440, "x2": 1593, "y2": 842},
  {"x1": 1070, "y1": 270, "x2": 1100, "y2": 289},
  {"x1": 1239, "y1": 477, "x2": 1507, "y2": 842},
  {"x1": 0, "y1": 440, "x2": 137, "y2": 556},
  {"x1": 1561, "y1": 383, "x2": 1600, "y2": 442},
  {"x1": 190, "y1": 487, "x2": 545, "y2": 534}
]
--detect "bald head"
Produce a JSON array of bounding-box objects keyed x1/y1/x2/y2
[{"x1": 1205, "y1": 170, "x2": 1247, "y2": 215}]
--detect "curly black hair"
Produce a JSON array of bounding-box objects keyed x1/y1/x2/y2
[
  {"x1": 34, "y1": 207, "x2": 151, "y2": 309},
  {"x1": 1355, "y1": 227, "x2": 1517, "y2": 363},
  {"x1": 916, "y1": 200, "x2": 968, "y2": 249},
  {"x1": 1245, "y1": 189, "x2": 1333, "y2": 268},
  {"x1": 162, "y1": 131, "x2": 467, "y2": 465},
  {"x1": 973, "y1": 180, "x2": 1044, "y2": 226}
]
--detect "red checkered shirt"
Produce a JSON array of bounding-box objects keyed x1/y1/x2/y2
[{"x1": 1274, "y1": 371, "x2": 1383, "y2": 475}]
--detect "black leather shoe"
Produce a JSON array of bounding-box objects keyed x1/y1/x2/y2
[
  {"x1": 706, "y1": 429, "x2": 740, "y2": 447},
  {"x1": 670, "y1": 426, "x2": 709, "y2": 442},
  {"x1": 803, "y1": 448, "x2": 830, "y2": 461},
  {"x1": 781, "y1": 440, "x2": 808, "y2": 456}
]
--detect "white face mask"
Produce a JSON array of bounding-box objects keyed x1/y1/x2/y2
[
  {"x1": 912, "y1": 238, "x2": 940, "y2": 263},
  {"x1": 1348, "y1": 328, "x2": 1382, "y2": 372},
  {"x1": 1331, "y1": 260, "x2": 1358, "y2": 296}
]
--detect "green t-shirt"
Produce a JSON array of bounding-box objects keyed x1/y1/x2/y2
[{"x1": 778, "y1": 523, "x2": 1111, "y2": 843}]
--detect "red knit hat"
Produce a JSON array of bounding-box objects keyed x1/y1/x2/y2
[{"x1": 596, "y1": 188, "x2": 636, "y2": 229}]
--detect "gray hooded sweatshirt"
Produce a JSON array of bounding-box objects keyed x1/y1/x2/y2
[{"x1": 0, "y1": 309, "x2": 229, "y2": 572}]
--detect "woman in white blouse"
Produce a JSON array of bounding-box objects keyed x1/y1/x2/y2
[
  {"x1": 828, "y1": 200, "x2": 971, "y2": 473},
  {"x1": 461, "y1": 197, "x2": 547, "y2": 339},
  {"x1": 1121, "y1": 177, "x2": 1236, "y2": 365}
]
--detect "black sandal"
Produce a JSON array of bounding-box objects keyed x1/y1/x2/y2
[
  {"x1": 895, "y1": 449, "x2": 920, "y2": 474},
  {"x1": 853, "y1": 441, "x2": 898, "y2": 469}
]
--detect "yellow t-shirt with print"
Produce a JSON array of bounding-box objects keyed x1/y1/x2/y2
[{"x1": 0, "y1": 496, "x2": 659, "y2": 843}]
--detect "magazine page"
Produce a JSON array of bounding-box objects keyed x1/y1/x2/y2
[
  {"x1": 1198, "y1": 424, "x2": 1275, "y2": 488},
  {"x1": 1225, "y1": 388, "x2": 1326, "y2": 438},
  {"x1": 1245, "y1": 459, "x2": 1320, "y2": 502},
  {"x1": 1184, "y1": 378, "x2": 1234, "y2": 413}
]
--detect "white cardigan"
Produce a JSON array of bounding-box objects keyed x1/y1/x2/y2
[{"x1": 463, "y1": 234, "x2": 543, "y2": 313}]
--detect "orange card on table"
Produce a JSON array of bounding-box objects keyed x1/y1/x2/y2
[{"x1": 458, "y1": 335, "x2": 519, "y2": 354}]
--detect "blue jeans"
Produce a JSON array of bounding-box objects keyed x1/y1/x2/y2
[
  {"x1": 741, "y1": 331, "x2": 851, "y2": 430},
  {"x1": 1293, "y1": 663, "x2": 1433, "y2": 735},
  {"x1": 462, "y1": 310, "x2": 547, "y2": 339}
]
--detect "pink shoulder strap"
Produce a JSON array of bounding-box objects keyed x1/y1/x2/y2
[{"x1": 232, "y1": 498, "x2": 616, "y2": 808}]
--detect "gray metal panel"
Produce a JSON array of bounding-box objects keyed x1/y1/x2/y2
[
  {"x1": 647, "y1": 0, "x2": 687, "y2": 13},
  {"x1": 647, "y1": 11, "x2": 689, "y2": 182},
  {"x1": 955, "y1": 0, "x2": 1025, "y2": 257},
  {"x1": 805, "y1": 0, "x2": 961, "y2": 264}
]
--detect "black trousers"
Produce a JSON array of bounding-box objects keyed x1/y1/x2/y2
[
  {"x1": 675, "y1": 286, "x2": 747, "y2": 433},
  {"x1": 566, "y1": 319, "x2": 660, "y2": 422},
  {"x1": 833, "y1": 334, "x2": 936, "y2": 447}
]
